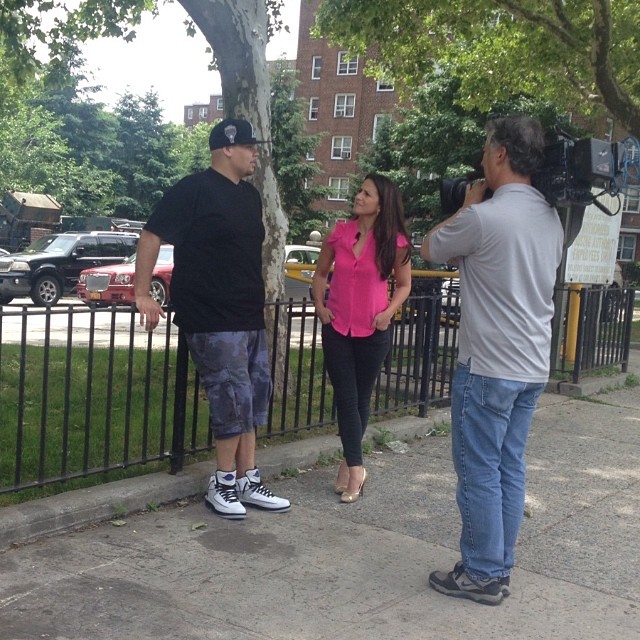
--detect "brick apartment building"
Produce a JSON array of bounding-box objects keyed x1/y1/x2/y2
[
  {"x1": 616, "y1": 147, "x2": 640, "y2": 267},
  {"x1": 182, "y1": 1, "x2": 639, "y2": 265},
  {"x1": 183, "y1": 59, "x2": 297, "y2": 128},
  {"x1": 183, "y1": 1, "x2": 404, "y2": 217},
  {"x1": 294, "y1": 0, "x2": 405, "y2": 214}
]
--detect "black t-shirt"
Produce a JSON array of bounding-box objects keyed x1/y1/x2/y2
[{"x1": 144, "y1": 168, "x2": 265, "y2": 333}]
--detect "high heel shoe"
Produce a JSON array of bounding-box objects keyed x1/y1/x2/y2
[
  {"x1": 334, "y1": 460, "x2": 349, "y2": 494},
  {"x1": 340, "y1": 468, "x2": 367, "y2": 504}
]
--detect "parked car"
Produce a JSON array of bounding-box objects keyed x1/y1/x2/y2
[
  {"x1": 76, "y1": 244, "x2": 174, "y2": 307},
  {"x1": 76, "y1": 244, "x2": 321, "y2": 307},
  {"x1": 0, "y1": 231, "x2": 139, "y2": 306},
  {"x1": 284, "y1": 244, "x2": 321, "y2": 301},
  {"x1": 410, "y1": 256, "x2": 460, "y2": 317}
]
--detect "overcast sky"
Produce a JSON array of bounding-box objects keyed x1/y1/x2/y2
[{"x1": 80, "y1": 1, "x2": 301, "y2": 124}]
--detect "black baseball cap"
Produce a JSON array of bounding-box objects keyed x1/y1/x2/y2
[{"x1": 208, "y1": 118, "x2": 267, "y2": 150}]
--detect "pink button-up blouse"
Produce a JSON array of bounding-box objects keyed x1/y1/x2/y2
[{"x1": 326, "y1": 220, "x2": 409, "y2": 337}]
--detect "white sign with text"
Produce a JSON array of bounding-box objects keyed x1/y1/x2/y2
[{"x1": 564, "y1": 191, "x2": 621, "y2": 285}]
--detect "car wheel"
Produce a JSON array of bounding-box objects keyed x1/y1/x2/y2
[
  {"x1": 0, "y1": 296, "x2": 14, "y2": 305},
  {"x1": 31, "y1": 275, "x2": 62, "y2": 306},
  {"x1": 150, "y1": 278, "x2": 167, "y2": 307}
]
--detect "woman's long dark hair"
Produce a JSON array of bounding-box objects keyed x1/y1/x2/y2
[{"x1": 360, "y1": 173, "x2": 411, "y2": 279}]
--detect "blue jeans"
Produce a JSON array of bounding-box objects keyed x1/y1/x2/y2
[{"x1": 451, "y1": 362, "x2": 545, "y2": 580}]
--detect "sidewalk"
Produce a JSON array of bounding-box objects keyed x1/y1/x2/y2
[{"x1": 1, "y1": 354, "x2": 639, "y2": 639}]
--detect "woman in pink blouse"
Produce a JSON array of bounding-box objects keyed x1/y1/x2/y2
[{"x1": 312, "y1": 174, "x2": 412, "y2": 503}]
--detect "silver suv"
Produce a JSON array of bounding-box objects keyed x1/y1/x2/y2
[{"x1": 0, "y1": 232, "x2": 138, "y2": 306}]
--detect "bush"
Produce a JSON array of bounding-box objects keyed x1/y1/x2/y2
[{"x1": 621, "y1": 261, "x2": 640, "y2": 286}]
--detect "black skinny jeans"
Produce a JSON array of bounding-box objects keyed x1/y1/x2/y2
[{"x1": 321, "y1": 323, "x2": 391, "y2": 466}]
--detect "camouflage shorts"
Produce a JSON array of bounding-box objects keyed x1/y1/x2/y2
[{"x1": 185, "y1": 330, "x2": 272, "y2": 439}]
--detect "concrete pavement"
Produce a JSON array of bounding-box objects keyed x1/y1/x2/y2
[{"x1": 1, "y1": 355, "x2": 639, "y2": 639}]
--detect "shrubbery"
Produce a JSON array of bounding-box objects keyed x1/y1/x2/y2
[{"x1": 621, "y1": 261, "x2": 640, "y2": 286}]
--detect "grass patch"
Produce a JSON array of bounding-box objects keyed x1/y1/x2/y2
[
  {"x1": 371, "y1": 426, "x2": 394, "y2": 448},
  {"x1": 112, "y1": 503, "x2": 127, "y2": 517},
  {"x1": 0, "y1": 343, "x2": 207, "y2": 494},
  {"x1": 576, "y1": 395, "x2": 611, "y2": 404},
  {"x1": 427, "y1": 421, "x2": 451, "y2": 436},
  {"x1": 625, "y1": 373, "x2": 640, "y2": 387},
  {"x1": 316, "y1": 450, "x2": 343, "y2": 467},
  {"x1": 0, "y1": 335, "x2": 424, "y2": 503}
]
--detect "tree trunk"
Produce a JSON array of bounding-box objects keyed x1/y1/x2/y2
[{"x1": 178, "y1": 0, "x2": 289, "y2": 391}]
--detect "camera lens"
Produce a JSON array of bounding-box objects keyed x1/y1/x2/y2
[{"x1": 439, "y1": 178, "x2": 469, "y2": 216}]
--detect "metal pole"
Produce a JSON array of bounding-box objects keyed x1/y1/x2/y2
[{"x1": 170, "y1": 329, "x2": 189, "y2": 475}]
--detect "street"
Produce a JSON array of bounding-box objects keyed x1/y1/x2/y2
[
  {"x1": 0, "y1": 297, "x2": 321, "y2": 350},
  {"x1": 0, "y1": 297, "x2": 176, "y2": 349}
]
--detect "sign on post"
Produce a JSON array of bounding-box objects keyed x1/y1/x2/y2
[{"x1": 564, "y1": 192, "x2": 621, "y2": 285}]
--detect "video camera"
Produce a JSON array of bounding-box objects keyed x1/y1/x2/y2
[{"x1": 439, "y1": 136, "x2": 623, "y2": 216}]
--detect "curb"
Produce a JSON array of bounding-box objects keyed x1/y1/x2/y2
[
  {"x1": 545, "y1": 368, "x2": 636, "y2": 397},
  {"x1": 0, "y1": 412, "x2": 448, "y2": 553}
]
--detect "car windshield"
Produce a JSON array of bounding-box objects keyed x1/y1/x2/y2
[
  {"x1": 125, "y1": 245, "x2": 173, "y2": 265},
  {"x1": 24, "y1": 235, "x2": 77, "y2": 255}
]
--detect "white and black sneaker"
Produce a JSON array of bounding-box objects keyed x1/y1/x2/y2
[
  {"x1": 204, "y1": 470, "x2": 247, "y2": 520},
  {"x1": 236, "y1": 468, "x2": 291, "y2": 513}
]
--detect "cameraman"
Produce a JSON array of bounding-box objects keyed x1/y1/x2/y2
[{"x1": 420, "y1": 116, "x2": 563, "y2": 605}]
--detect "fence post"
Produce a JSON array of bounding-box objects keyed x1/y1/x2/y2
[
  {"x1": 564, "y1": 284, "x2": 583, "y2": 363},
  {"x1": 170, "y1": 329, "x2": 189, "y2": 474},
  {"x1": 417, "y1": 296, "x2": 434, "y2": 418},
  {"x1": 621, "y1": 289, "x2": 636, "y2": 374},
  {"x1": 572, "y1": 288, "x2": 588, "y2": 384}
]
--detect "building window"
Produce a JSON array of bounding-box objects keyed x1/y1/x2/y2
[
  {"x1": 623, "y1": 188, "x2": 640, "y2": 214},
  {"x1": 617, "y1": 234, "x2": 636, "y2": 261},
  {"x1": 337, "y1": 52, "x2": 358, "y2": 75},
  {"x1": 372, "y1": 113, "x2": 391, "y2": 141},
  {"x1": 308, "y1": 97, "x2": 319, "y2": 121},
  {"x1": 311, "y1": 56, "x2": 322, "y2": 80},
  {"x1": 331, "y1": 136, "x2": 353, "y2": 160},
  {"x1": 187, "y1": 108, "x2": 193, "y2": 120},
  {"x1": 334, "y1": 93, "x2": 356, "y2": 118},
  {"x1": 328, "y1": 177, "x2": 350, "y2": 201},
  {"x1": 216, "y1": 98, "x2": 224, "y2": 111},
  {"x1": 306, "y1": 151, "x2": 315, "y2": 161},
  {"x1": 376, "y1": 79, "x2": 394, "y2": 91},
  {"x1": 199, "y1": 107, "x2": 208, "y2": 119}
]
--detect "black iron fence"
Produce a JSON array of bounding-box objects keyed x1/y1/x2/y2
[
  {"x1": 551, "y1": 285, "x2": 636, "y2": 383},
  {"x1": 0, "y1": 281, "x2": 634, "y2": 496},
  {"x1": 0, "y1": 292, "x2": 458, "y2": 495}
]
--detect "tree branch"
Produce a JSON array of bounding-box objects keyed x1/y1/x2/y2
[
  {"x1": 551, "y1": 0, "x2": 575, "y2": 35},
  {"x1": 591, "y1": 0, "x2": 640, "y2": 134},
  {"x1": 495, "y1": 0, "x2": 581, "y2": 50}
]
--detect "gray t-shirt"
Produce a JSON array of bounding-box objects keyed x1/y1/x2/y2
[{"x1": 429, "y1": 183, "x2": 563, "y2": 383}]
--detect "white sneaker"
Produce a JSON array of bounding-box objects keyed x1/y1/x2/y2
[
  {"x1": 236, "y1": 468, "x2": 291, "y2": 513},
  {"x1": 204, "y1": 470, "x2": 247, "y2": 520}
]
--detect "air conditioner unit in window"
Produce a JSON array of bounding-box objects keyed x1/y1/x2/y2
[{"x1": 341, "y1": 151, "x2": 351, "y2": 159}]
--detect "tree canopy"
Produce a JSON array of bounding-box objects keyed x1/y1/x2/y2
[
  {"x1": 269, "y1": 61, "x2": 330, "y2": 243},
  {"x1": 315, "y1": 0, "x2": 640, "y2": 137},
  {"x1": 357, "y1": 72, "x2": 583, "y2": 231}
]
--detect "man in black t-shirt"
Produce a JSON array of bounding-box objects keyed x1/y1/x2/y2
[{"x1": 135, "y1": 118, "x2": 290, "y2": 520}]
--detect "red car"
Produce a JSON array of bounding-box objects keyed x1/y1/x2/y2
[{"x1": 76, "y1": 245, "x2": 174, "y2": 307}]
